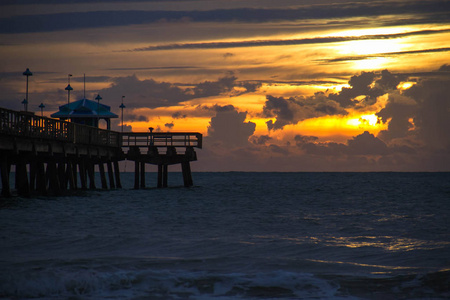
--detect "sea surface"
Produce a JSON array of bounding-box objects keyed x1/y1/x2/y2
[{"x1": 0, "y1": 172, "x2": 449, "y2": 299}]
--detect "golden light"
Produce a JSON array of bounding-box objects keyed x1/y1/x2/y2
[{"x1": 397, "y1": 81, "x2": 416, "y2": 90}]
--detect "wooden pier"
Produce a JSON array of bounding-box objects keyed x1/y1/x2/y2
[{"x1": 0, "y1": 107, "x2": 202, "y2": 197}]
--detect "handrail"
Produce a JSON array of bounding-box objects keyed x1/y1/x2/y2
[
  {"x1": 121, "y1": 132, "x2": 202, "y2": 149},
  {"x1": 0, "y1": 107, "x2": 202, "y2": 149},
  {"x1": 0, "y1": 107, "x2": 120, "y2": 147}
]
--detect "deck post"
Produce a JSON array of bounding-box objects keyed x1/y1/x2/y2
[
  {"x1": 0, "y1": 153, "x2": 11, "y2": 197},
  {"x1": 107, "y1": 161, "x2": 115, "y2": 189},
  {"x1": 163, "y1": 164, "x2": 168, "y2": 188},
  {"x1": 113, "y1": 160, "x2": 122, "y2": 188},
  {"x1": 78, "y1": 159, "x2": 87, "y2": 189},
  {"x1": 134, "y1": 159, "x2": 140, "y2": 189},
  {"x1": 16, "y1": 157, "x2": 30, "y2": 197},
  {"x1": 71, "y1": 161, "x2": 78, "y2": 189},
  {"x1": 66, "y1": 160, "x2": 75, "y2": 190},
  {"x1": 98, "y1": 162, "x2": 108, "y2": 189},
  {"x1": 47, "y1": 160, "x2": 61, "y2": 195},
  {"x1": 157, "y1": 164, "x2": 163, "y2": 188},
  {"x1": 36, "y1": 161, "x2": 46, "y2": 194},
  {"x1": 58, "y1": 161, "x2": 68, "y2": 190},
  {"x1": 87, "y1": 160, "x2": 96, "y2": 189},
  {"x1": 182, "y1": 161, "x2": 193, "y2": 187},
  {"x1": 29, "y1": 160, "x2": 36, "y2": 191},
  {"x1": 140, "y1": 161, "x2": 145, "y2": 188}
]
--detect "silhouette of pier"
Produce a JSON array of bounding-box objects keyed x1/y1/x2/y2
[{"x1": 0, "y1": 107, "x2": 202, "y2": 197}]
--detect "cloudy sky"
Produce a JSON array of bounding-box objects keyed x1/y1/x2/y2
[{"x1": 1, "y1": 0, "x2": 449, "y2": 171}]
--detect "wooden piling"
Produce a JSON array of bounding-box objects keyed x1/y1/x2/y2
[
  {"x1": 113, "y1": 160, "x2": 122, "y2": 188},
  {"x1": 157, "y1": 164, "x2": 163, "y2": 188},
  {"x1": 99, "y1": 162, "x2": 108, "y2": 189},
  {"x1": 107, "y1": 161, "x2": 115, "y2": 189},
  {"x1": 16, "y1": 157, "x2": 30, "y2": 197},
  {"x1": 36, "y1": 161, "x2": 47, "y2": 194},
  {"x1": 140, "y1": 161, "x2": 145, "y2": 188},
  {"x1": 134, "y1": 160, "x2": 140, "y2": 189},
  {"x1": 0, "y1": 153, "x2": 11, "y2": 197},
  {"x1": 87, "y1": 161, "x2": 96, "y2": 189},
  {"x1": 78, "y1": 160, "x2": 87, "y2": 189},
  {"x1": 163, "y1": 164, "x2": 168, "y2": 188}
]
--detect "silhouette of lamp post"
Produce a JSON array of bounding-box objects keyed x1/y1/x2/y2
[
  {"x1": 95, "y1": 94, "x2": 102, "y2": 127},
  {"x1": 119, "y1": 96, "x2": 125, "y2": 133},
  {"x1": 38, "y1": 103, "x2": 45, "y2": 117},
  {"x1": 22, "y1": 68, "x2": 32, "y2": 112},
  {"x1": 65, "y1": 74, "x2": 73, "y2": 105},
  {"x1": 149, "y1": 127, "x2": 154, "y2": 145}
]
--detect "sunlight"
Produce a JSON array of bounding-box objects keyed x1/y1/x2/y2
[{"x1": 353, "y1": 57, "x2": 389, "y2": 70}]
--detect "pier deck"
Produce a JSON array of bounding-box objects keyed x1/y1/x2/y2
[{"x1": 0, "y1": 107, "x2": 202, "y2": 197}]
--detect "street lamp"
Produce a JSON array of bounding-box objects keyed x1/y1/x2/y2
[
  {"x1": 65, "y1": 74, "x2": 73, "y2": 105},
  {"x1": 22, "y1": 68, "x2": 32, "y2": 112},
  {"x1": 95, "y1": 94, "x2": 102, "y2": 127},
  {"x1": 38, "y1": 103, "x2": 45, "y2": 117},
  {"x1": 119, "y1": 95, "x2": 125, "y2": 133}
]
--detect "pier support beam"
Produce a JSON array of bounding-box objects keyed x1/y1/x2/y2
[
  {"x1": 0, "y1": 153, "x2": 11, "y2": 197},
  {"x1": 140, "y1": 161, "x2": 145, "y2": 188},
  {"x1": 16, "y1": 157, "x2": 30, "y2": 197},
  {"x1": 182, "y1": 161, "x2": 193, "y2": 187},
  {"x1": 134, "y1": 160, "x2": 140, "y2": 189},
  {"x1": 163, "y1": 164, "x2": 168, "y2": 188},
  {"x1": 99, "y1": 162, "x2": 108, "y2": 189},
  {"x1": 107, "y1": 161, "x2": 115, "y2": 189},
  {"x1": 87, "y1": 161, "x2": 96, "y2": 189},
  {"x1": 113, "y1": 160, "x2": 122, "y2": 189},
  {"x1": 78, "y1": 160, "x2": 87, "y2": 190}
]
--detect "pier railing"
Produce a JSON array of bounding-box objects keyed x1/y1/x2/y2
[
  {"x1": 121, "y1": 132, "x2": 202, "y2": 149},
  {"x1": 0, "y1": 107, "x2": 202, "y2": 149},
  {"x1": 0, "y1": 107, "x2": 120, "y2": 147}
]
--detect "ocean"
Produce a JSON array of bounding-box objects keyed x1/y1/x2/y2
[{"x1": 0, "y1": 172, "x2": 449, "y2": 299}]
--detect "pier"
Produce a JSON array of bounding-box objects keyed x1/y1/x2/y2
[{"x1": 0, "y1": 107, "x2": 202, "y2": 197}]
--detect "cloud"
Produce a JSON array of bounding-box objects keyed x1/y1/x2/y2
[
  {"x1": 2, "y1": 1, "x2": 449, "y2": 34},
  {"x1": 322, "y1": 47, "x2": 450, "y2": 63},
  {"x1": 129, "y1": 29, "x2": 450, "y2": 52},
  {"x1": 164, "y1": 122, "x2": 174, "y2": 129},
  {"x1": 251, "y1": 135, "x2": 272, "y2": 145},
  {"x1": 172, "y1": 112, "x2": 187, "y2": 119},
  {"x1": 98, "y1": 75, "x2": 254, "y2": 110},
  {"x1": 206, "y1": 105, "x2": 256, "y2": 147},
  {"x1": 263, "y1": 92, "x2": 347, "y2": 130}
]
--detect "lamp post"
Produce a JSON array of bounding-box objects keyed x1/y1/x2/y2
[
  {"x1": 22, "y1": 68, "x2": 32, "y2": 112},
  {"x1": 95, "y1": 94, "x2": 102, "y2": 127},
  {"x1": 38, "y1": 103, "x2": 45, "y2": 117},
  {"x1": 149, "y1": 127, "x2": 154, "y2": 145},
  {"x1": 119, "y1": 96, "x2": 125, "y2": 133},
  {"x1": 65, "y1": 74, "x2": 73, "y2": 105}
]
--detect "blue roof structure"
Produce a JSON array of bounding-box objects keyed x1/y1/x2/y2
[{"x1": 51, "y1": 98, "x2": 118, "y2": 119}]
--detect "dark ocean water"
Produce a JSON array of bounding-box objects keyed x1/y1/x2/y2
[{"x1": 0, "y1": 172, "x2": 449, "y2": 299}]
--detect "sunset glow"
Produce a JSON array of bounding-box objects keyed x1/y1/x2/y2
[{"x1": 1, "y1": 0, "x2": 449, "y2": 171}]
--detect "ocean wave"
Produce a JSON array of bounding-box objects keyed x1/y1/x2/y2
[{"x1": 1, "y1": 266, "x2": 448, "y2": 299}]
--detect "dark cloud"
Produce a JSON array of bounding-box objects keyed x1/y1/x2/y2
[
  {"x1": 207, "y1": 105, "x2": 256, "y2": 147},
  {"x1": 404, "y1": 78, "x2": 450, "y2": 150},
  {"x1": 2, "y1": 1, "x2": 448, "y2": 34},
  {"x1": 263, "y1": 92, "x2": 347, "y2": 130},
  {"x1": 347, "y1": 131, "x2": 389, "y2": 155},
  {"x1": 323, "y1": 47, "x2": 450, "y2": 63},
  {"x1": 164, "y1": 122, "x2": 174, "y2": 129},
  {"x1": 294, "y1": 134, "x2": 318, "y2": 146},
  {"x1": 172, "y1": 112, "x2": 187, "y2": 119},
  {"x1": 98, "y1": 75, "x2": 254, "y2": 109},
  {"x1": 251, "y1": 135, "x2": 272, "y2": 145},
  {"x1": 130, "y1": 29, "x2": 450, "y2": 52}
]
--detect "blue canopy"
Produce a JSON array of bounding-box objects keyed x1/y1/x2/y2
[{"x1": 51, "y1": 98, "x2": 118, "y2": 119}]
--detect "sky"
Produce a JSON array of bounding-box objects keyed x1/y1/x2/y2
[{"x1": 1, "y1": 0, "x2": 449, "y2": 171}]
